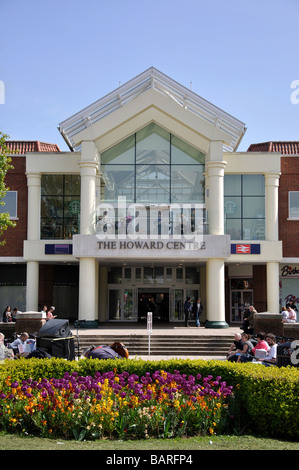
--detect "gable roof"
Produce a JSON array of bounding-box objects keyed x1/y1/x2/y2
[
  {"x1": 58, "y1": 67, "x2": 246, "y2": 153},
  {"x1": 247, "y1": 141, "x2": 299, "y2": 155},
  {"x1": 5, "y1": 141, "x2": 61, "y2": 154}
]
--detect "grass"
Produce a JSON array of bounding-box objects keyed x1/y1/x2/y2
[{"x1": 0, "y1": 432, "x2": 299, "y2": 451}]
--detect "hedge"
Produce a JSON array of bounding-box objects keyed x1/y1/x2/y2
[{"x1": 0, "y1": 357, "x2": 299, "y2": 440}]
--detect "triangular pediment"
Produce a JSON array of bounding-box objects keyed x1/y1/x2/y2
[{"x1": 58, "y1": 67, "x2": 246, "y2": 152}]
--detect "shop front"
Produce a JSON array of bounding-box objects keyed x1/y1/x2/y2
[{"x1": 280, "y1": 263, "x2": 299, "y2": 311}]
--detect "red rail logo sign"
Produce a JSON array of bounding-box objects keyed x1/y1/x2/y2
[{"x1": 236, "y1": 244, "x2": 251, "y2": 254}]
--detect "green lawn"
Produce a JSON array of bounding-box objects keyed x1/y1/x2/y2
[{"x1": 0, "y1": 432, "x2": 298, "y2": 451}]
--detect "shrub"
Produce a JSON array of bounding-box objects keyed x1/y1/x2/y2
[{"x1": 0, "y1": 358, "x2": 298, "y2": 439}]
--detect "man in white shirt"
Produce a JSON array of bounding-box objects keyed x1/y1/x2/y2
[{"x1": 259, "y1": 333, "x2": 277, "y2": 366}]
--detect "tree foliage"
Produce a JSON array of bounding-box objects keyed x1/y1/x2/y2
[{"x1": 0, "y1": 132, "x2": 16, "y2": 245}]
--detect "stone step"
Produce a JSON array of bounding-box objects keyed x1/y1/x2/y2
[{"x1": 74, "y1": 334, "x2": 233, "y2": 357}]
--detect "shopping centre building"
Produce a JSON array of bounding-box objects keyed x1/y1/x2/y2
[{"x1": 1, "y1": 67, "x2": 298, "y2": 327}]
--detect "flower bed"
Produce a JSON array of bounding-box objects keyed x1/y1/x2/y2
[{"x1": 0, "y1": 369, "x2": 233, "y2": 440}]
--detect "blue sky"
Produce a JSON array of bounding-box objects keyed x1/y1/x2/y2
[{"x1": 0, "y1": 0, "x2": 299, "y2": 151}]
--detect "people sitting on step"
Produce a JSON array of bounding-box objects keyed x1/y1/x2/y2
[
  {"x1": 282, "y1": 306, "x2": 297, "y2": 323},
  {"x1": 7, "y1": 332, "x2": 36, "y2": 357},
  {"x1": 239, "y1": 331, "x2": 270, "y2": 363},
  {"x1": 236, "y1": 333, "x2": 254, "y2": 362},
  {"x1": 83, "y1": 342, "x2": 129, "y2": 360},
  {"x1": 0, "y1": 332, "x2": 14, "y2": 360},
  {"x1": 226, "y1": 333, "x2": 244, "y2": 362}
]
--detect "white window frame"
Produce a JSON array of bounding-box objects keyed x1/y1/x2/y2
[
  {"x1": 289, "y1": 191, "x2": 299, "y2": 220},
  {"x1": 0, "y1": 191, "x2": 18, "y2": 219}
]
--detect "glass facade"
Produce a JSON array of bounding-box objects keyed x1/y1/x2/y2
[
  {"x1": 41, "y1": 175, "x2": 80, "y2": 239},
  {"x1": 101, "y1": 123, "x2": 205, "y2": 204},
  {"x1": 224, "y1": 175, "x2": 265, "y2": 240}
]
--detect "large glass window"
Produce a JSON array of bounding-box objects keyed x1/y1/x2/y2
[
  {"x1": 41, "y1": 175, "x2": 80, "y2": 239},
  {"x1": 101, "y1": 123, "x2": 205, "y2": 204},
  {"x1": 0, "y1": 191, "x2": 17, "y2": 219},
  {"x1": 224, "y1": 175, "x2": 265, "y2": 240},
  {"x1": 289, "y1": 191, "x2": 299, "y2": 219}
]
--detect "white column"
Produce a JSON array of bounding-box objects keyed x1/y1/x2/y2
[
  {"x1": 267, "y1": 262, "x2": 280, "y2": 313},
  {"x1": 78, "y1": 257, "x2": 97, "y2": 323},
  {"x1": 26, "y1": 172, "x2": 41, "y2": 241},
  {"x1": 265, "y1": 173, "x2": 280, "y2": 241},
  {"x1": 205, "y1": 258, "x2": 228, "y2": 328},
  {"x1": 79, "y1": 140, "x2": 99, "y2": 235},
  {"x1": 26, "y1": 261, "x2": 39, "y2": 311},
  {"x1": 26, "y1": 173, "x2": 41, "y2": 312},
  {"x1": 206, "y1": 141, "x2": 226, "y2": 235},
  {"x1": 78, "y1": 141, "x2": 99, "y2": 325},
  {"x1": 79, "y1": 161, "x2": 98, "y2": 234}
]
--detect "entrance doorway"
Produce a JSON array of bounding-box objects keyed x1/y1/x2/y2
[
  {"x1": 137, "y1": 288, "x2": 199, "y2": 323},
  {"x1": 138, "y1": 289, "x2": 169, "y2": 322},
  {"x1": 230, "y1": 289, "x2": 253, "y2": 323}
]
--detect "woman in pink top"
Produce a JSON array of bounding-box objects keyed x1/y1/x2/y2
[
  {"x1": 46, "y1": 306, "x2": 57, "y2": 320},
  {"x1": 252, "y1": 332, "x2": 270, "y2": 355}
]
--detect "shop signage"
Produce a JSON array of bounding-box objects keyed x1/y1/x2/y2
[
  {"x1": 231, "y1": 244, "x2": 260, "y2": 254},
  {"x1": 280, "y1": 265, "x2": 299, "y2": 277},
  {"x1": 45, "y1": 244, "x2": 73, "y2": 255}
]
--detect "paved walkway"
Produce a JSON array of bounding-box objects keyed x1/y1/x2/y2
[
  {"x1": 74, "y1": 322, "x2": 241, "y2": 336},
  {"x1": 74, "y1": 323, "x2": 242, "y2": 362}
]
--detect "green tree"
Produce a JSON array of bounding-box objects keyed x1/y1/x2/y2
[{"x1": 0, "y1": 132, "x2": 16, "y2": 245}]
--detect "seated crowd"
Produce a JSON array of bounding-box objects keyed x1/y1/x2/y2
[
  {"x1": 0, "y1": 332, "x2": 37, "y2": 360},
  {"x1": 227, "y1": 331, "x2": 278, "y2": 366}
]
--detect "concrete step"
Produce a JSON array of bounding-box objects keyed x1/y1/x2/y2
[{"x1": 74, "y1": 334, "x2": 233, "y2": 357}]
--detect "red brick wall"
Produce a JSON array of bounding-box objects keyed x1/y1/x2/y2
[
  {"x1": 0, "y1": 156, "x2": 27, "y2": 255},
  {"x1": 252, "y1": 265, "x2": 267, "y2": 312},
  {"x1": 279, "y1": 156, "x2": 299, "y2": 257}
]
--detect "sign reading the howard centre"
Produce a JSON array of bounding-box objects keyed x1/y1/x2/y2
[
  {"x1": 96, "y1": 240, "x2": 206, "y2": 250},
  {"x1": 73, "y1": 234, "x2": 230, "y2": 259}
]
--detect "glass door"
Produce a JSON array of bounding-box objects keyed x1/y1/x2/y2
[
  {"x1": 170, "y1": 289, "x2": 183, "y2": 321},
  {"x1": 231, "y1": 289, "x2": 253, "y2": 323},
  {"x1": 108, "y1": 288, "x2": 138, "y2": 321}
]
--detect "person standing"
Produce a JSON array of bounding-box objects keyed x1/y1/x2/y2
[
  {"x1": 242, "y1": 305, "x2": 257, "y2": 334},
  {"x1": 184, "y1": 297, "x2": 192, "y2": 327},
  {"x1": 47, "y1": 306, "x2": 57, "y2": 320},
  {"x1": 193, "y1": 298, "x2": 203, "y2": 327}
]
